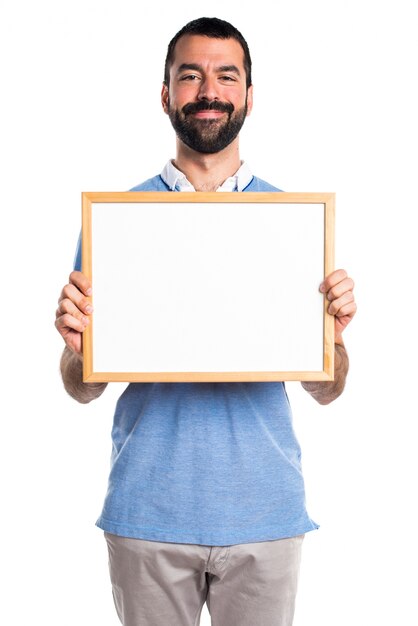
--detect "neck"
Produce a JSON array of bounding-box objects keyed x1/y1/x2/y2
[{"x1": 174, "y1": 137, "x2": 241, "y2": 192}]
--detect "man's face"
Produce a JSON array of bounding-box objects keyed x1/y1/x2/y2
[{"x1": 162, "y1": 35, "x2": 253, "y2": 154}]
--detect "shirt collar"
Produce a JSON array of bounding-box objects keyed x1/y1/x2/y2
[{"x1": 160, "y1": 160, "x2": 253, "y2": 192}]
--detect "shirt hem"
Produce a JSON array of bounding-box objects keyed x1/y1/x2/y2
[{"x1": 95, "y1": 516, "x2": 319, "y2": 546}]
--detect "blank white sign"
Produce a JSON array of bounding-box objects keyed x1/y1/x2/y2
[{"x1": 82, "y1": 192, "x2": 334, "y2": 382}]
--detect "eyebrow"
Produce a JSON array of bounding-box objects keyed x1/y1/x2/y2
[
  {"x1": 218, "y1": 64, "x2": 241, "y2": 75},
  {"x1": 177, "y1": 63, "x2": 241, "y2": 76}
]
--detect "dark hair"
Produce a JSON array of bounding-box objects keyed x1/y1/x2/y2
[{"x1": 164, "y1": 17, "x2": 252, "y2": 88}]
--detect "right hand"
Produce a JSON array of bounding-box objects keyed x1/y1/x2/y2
[{"x1": 55, "y1": 271, "x2": 93, "y2": 358}]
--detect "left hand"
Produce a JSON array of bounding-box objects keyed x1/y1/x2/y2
[{"x1": 320, "y1": 269, "x2": 356, "y2": 342}]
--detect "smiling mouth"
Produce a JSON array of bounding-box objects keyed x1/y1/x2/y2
[
  {"x1": 182, "y1": 100, "x2": 234, "y2": 118},
  {"x1": 191, "y1": 110, "x2": 226, "y2": 119}
]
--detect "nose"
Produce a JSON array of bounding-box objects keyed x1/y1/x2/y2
[{"x1": 197, "y1": 76, "x2": 219, "y2": 101}]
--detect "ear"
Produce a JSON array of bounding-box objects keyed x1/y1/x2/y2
[
  {"x1": 246, "y1": 85, "x2": 254, "y2": 116},
  {"x1": 161, "y1": 83, "x2": 169, "y2": 114}
]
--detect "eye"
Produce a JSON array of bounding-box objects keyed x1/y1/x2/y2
[
  {"x1": 180, "y1": 74, "x2": 200, "y2": 81},
  {"x1": 219, "y1": 75, "x2": 237, "y2": 82}
]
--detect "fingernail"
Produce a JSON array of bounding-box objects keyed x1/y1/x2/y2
[
  {"x1": 86, "y1": 288, "x2": 92, "y2": 296},
  {"x1": 85, "y1": 305, "x2": 93, "y2": 314}
]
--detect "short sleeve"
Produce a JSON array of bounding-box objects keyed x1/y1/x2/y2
[{"x1": 73, "y1": 232, "x2": 82, "y2": 271}]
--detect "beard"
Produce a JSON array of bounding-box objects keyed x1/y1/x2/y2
[{"x1": 168, "y1": 98, "x2": 248, "y2": 154}]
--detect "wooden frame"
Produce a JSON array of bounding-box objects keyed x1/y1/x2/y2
[{"x1": 82, "y1": 192, "x2": 335, "y2": 382}]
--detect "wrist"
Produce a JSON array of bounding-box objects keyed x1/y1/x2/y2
[{"x1": 335, "y1": 335, "x2": 345, "y2": 347}]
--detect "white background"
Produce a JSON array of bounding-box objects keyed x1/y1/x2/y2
[{"x1": 1, "y1": 1, "x2": 417, "y2": 624}]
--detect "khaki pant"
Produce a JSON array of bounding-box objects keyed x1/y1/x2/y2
[{"x1": 105, "y1": 532, "x2": 304, "y2": 626}]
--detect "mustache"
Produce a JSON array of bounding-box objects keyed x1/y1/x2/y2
[{"x1": 182, "y1": 100, "x2": 234, "y2": 116}]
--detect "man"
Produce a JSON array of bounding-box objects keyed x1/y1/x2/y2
[{"x1": 55, "y1": 17, "x2": 356, "y2": 626}]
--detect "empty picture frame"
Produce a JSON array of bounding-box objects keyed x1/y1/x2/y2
[{"x1": 82, "y1": 191, "x2": 335, "y2": 383}]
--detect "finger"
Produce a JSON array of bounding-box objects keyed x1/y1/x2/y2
[
  {"x1": 55, "y1": 312, "x2": 89, "y2": 335},
  {"x1": 58, "y1": 283, "x2": 93, "y2": 316},
  {"x1": 56, "y1": 298, "x2": 90, "y2": 326},
  {"x1": 337, "y1": 301, "x2": 357, "y2": 319},
  {"x1": 69, "y1": 270, "x2": 92, "y2": 297},
  {"x1": 326, "y1": 277, "x2": 355, "y2": 302},
  {"x1": 328, "y1": 292, "x2": 356, "y2": 317},
  {"x1": 320, "y1": 269, "x2": 348, "y2": 293},
  {"x1": 54, "y1": 318, "x2": 83, "y2": 354}
]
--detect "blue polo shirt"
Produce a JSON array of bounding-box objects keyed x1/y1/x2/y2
[{"x1": 74, "y1": 169, "x2": 318, "y2": 545}]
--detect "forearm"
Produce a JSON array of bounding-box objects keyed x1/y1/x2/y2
[
  {"x1": 60, "y1": 347, "x2": 107, "y2": 404},
  {"x1": 301, "y1": 342, "x2": 349, "y2": 405}
]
